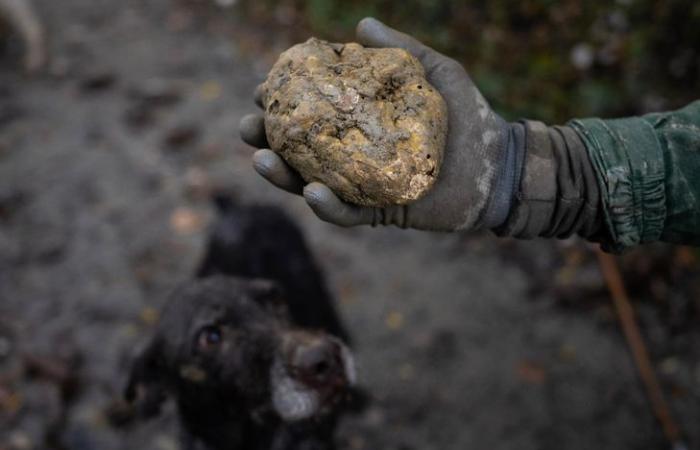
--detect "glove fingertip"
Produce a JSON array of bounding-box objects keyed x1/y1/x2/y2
[
  {"x1": 304, "y1": 183, "x2": 370, "y2": 227},
  {"x1": 251, "y1": 149, "x2": 276, "y2": 175},
  {"x1": 303, "y1": 182, "x2": 336, "y2": 207},
  {"x1": 254, "y1": 84, "x2": 265, "y2": 108},
  {"x1": 355, "y1": 17, "x2": 446, "y2": 77},
  {"x1": 355, "y1": 17, "x2": 391, "y2": 48},
  {"x1": 252, "y1": 149, "x2": 305, "y2": 195},
  {"x1": 355, "y1": 17, "x2": 381, "y2": 37},
  {"x1": 240, "y1": 114, "x2": 268, "y2": 148}
]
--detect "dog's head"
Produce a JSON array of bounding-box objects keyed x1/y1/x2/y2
[{"x1": 124, "y1": 276, "x2": 355, "y2": 424}]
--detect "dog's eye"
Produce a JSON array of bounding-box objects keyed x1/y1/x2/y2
[{"x1": 197, "y1": 325, "x2": 222, "y2": 349}]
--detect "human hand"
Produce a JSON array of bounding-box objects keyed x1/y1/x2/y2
[{"x1": 240, "y1": 17, "x2": 519, "y2": 231}]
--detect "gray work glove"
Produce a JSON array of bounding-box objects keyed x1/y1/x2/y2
[{"x1": 240, "y1": 17, "x2": 522, "y2": 231}]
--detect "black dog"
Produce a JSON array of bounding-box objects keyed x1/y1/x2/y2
[
  {"x1": 124, "y1": 199, "x2": 355, "y2": 450},
  {"x1": 197, "y1": 197, "x2": 349, "y2": 343}
]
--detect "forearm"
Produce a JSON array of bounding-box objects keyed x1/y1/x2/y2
[
  {"x1": 244, "y1": 19, "x2": 700, "y2": 244},
  {"x1": 572, "y1": 100, "x2": 700, "y2": 250},
  {"x1": 496, "y1": 100, "x2": 700, "y2": 252}
]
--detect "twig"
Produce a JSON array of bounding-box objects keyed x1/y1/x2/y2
[{"x1": 594, "y1": 246, "x2": 685, "y2": 449}]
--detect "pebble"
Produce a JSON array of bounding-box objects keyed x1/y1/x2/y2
[
  {"x1": 398, "y1": 363, "x2": 415, "y2": 380},
  {"x1": 385, "y1": 311, "x2": 404, "y2": 331},
  {"x1": 170, "y1": 207, "x2": 206, "y2": 235},
  {"x1": 659, "y1": 357, "x2": 680, "y2": 376}
]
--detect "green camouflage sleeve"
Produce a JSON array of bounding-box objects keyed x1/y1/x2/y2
[{"x1": 570, "y1": 100, "x2": 700, "y2": 252}]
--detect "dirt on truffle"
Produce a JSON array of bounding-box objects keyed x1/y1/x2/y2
[{"x1": 262, "y1": 38, "x2": 447, "y2": 207}]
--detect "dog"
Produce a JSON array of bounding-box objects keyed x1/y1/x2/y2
[
  {"x1": 197, "y1": 197, "x2": 350, "y2": 343},
  {"x1": 124, "y1": 199, "x2": 356, "y2": 450},
  {"x1": 0, "y1": 0, "x2": 45, "y2": 72}
]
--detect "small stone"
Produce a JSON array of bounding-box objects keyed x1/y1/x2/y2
[
  {"x1": 558, "y1": 343, "x2": 577, "y2": 362},
  {"x1": 139, "y1": 306, "x2": 159, "y2": 326},
  {"x1": 184, "y1": 166, "x2": 212, "y2": 199},
  {"x1": 262, "y1": 38, "x2": 447, "y2": 207},
  {"x1": 659, "y1": 357, "x2": 680, "y2": 375},
  {"x1": 163, "y1": 124, "x2": 200, "y2": 151},
  {"x1": 170, "y1": 207, "x2": 206, "y2": 235},
  {"x1": 200, "y1": 80, "x2": 222, "y2": 102},
  {"x1": 398, "y1": 363, "x2": 415, "y2": 380},
  {"x1": 516, "y1": 360, "x2": 546, "y2": 385},
  {"x1": 385, "y1": 311, "x2": 404, "y2": 331}
]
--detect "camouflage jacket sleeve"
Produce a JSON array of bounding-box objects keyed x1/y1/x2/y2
[{"x1": 569, "y1": 100, "x2": 700, "y2": 252}]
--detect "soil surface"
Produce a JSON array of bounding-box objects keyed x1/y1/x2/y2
[{"x1": 1, "y1": 1, "x2": 699, "y2": 449}]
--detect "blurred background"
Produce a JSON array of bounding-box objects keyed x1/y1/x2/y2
[
  {"x1": 0, "y1": 0, "x2": 699, "y2": 449},
  {"x1": 238, "y1": 0, "x2": 700, "y2": 122}
]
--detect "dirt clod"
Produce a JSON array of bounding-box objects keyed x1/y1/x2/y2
[{"x1": 262, "y1": 38, "x2": 447, "y2": 207}]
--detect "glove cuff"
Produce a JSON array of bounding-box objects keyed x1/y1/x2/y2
[
  {"x1": 478, "y1": 120, "x2": 526, "y2": 228},
  {"x1": 493, "y1": 120, "x2": 603, "y2": 239}
]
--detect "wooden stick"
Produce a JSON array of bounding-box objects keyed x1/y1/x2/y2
[{"x1": 594, "y1": 246, "x2": 684, "y2": 448}]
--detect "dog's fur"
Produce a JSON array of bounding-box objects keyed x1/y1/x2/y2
[
  {"x1": 197, "y1": 197, "x2": 349, "y2": 342},
  {"x1": 124, "y1": 200, "x2": 355, "y2": 450}
]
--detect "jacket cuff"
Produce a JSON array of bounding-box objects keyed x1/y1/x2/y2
[{"x1": 569, "y1": 117, "x2": 666, "y2": 252}]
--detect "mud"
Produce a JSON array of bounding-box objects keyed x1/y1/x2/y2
[{"x1": 262, "y1": 38, "x2": 446, "y2": 207}]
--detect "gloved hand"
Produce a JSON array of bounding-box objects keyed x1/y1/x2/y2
[{"x1": 240, "y1": 17, "x2": 523, "y2": 231}]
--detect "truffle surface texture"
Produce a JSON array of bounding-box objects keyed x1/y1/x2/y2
[{"x1": 262, "y1": 38, "x2": 447, "y2": 207}]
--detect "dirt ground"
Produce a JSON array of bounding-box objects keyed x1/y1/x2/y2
[{"x1": 1, "y1": 1, "x2": 699, "y2": 449}]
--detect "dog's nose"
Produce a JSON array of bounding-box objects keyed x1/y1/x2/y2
[{"x1": 289, "y1": 338, "x2": 345, "y2": 387}]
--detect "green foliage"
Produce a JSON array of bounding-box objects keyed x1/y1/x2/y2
[{"x1": 240, "y1": 0, "x2": 700, "y2": 123}]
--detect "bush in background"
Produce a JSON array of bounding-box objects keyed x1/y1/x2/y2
[{"x1": 237, "y1": 0, "x2": 700, "y2": 123}]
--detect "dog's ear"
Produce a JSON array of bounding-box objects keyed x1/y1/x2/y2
[
  {"x1": 248, "y1": 279, "x2": 288, "y2": 317},
  {"x1": 124, "y1": 337, "x2": 168, "y2": 419}
]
